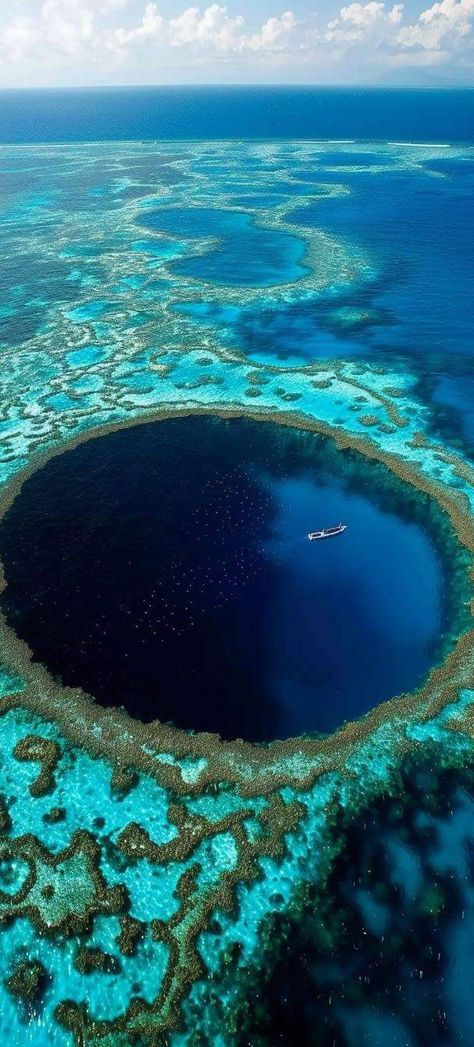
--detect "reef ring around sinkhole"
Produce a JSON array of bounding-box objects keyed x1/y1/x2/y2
[{"x1": 0, "y1": 404, "x2": 472, "y2": 799}]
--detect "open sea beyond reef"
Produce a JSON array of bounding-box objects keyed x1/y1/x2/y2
[{"x1": 0, "y1": 88, "x2": 473, "y2": 1046}]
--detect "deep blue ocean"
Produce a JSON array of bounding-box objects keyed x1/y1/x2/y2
[
  {"x1": 0, "y1": 416, "x2": 448, "y2": 740},
  {"x1": 0, "y1": 86, "x2": 473, "y2": 144}
]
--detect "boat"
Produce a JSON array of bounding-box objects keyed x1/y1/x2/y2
[{"x1": 308, "y1": 523, "x2": 347, "y2": 541}]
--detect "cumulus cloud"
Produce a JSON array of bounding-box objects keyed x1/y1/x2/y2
[
  {"x1": 0, "y1": 0, "x2": 473, "y2": 79},
  {"x1": 0, "y1": 2, "x2": 97, "y2": 65},
  {"x1": 325, "y1": 0, "x2": 473, "y2": 66},
  {"x1": 109, "y1": 2, "x2": 165, "y2": 49},
  {"x1": 246, "y1": 11, "x2": 298, "y2": 52},
  {"x1": 397, "y1": 0, "x2": 474, "y2": 49},
  {"x1": 168, "y1": 5, "x2": 245, "y2": 50},
  {"x1": 107, "y1": 4, "x2": 299, "y2": 55},
  {"x1": 326, "y1": 0, "x2": 403, "y2": 43}
]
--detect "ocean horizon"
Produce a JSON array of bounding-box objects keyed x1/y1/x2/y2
[{"x1": 0, "y1": 85, "x2": 473, "y2": 144}]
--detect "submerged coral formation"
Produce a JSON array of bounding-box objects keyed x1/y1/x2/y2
[{"x1": 0, "y1": 140, "x2": 472, "y2": 1043}]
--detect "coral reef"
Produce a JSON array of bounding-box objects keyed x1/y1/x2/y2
[{"x1": 0, "y1": 139, "x2": 472, "y2": 1043}]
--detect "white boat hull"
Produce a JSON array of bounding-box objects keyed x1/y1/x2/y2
[{"x1": 308, "y1": 524, "x2": 347, "y2": 541}]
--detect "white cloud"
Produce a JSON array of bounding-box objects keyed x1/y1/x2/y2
[
  {"x1": 168, "y1": 5, "x2": 245, "y2": 50},
  {"x1": 397, "y1": 0, "x2": 474, "y2": 49},
  {"x1": 0, "y1": 18, "x2": 36, "y2": 64},
  {"x1": 41, "y1": 1, "x2": 95, "y2": 56},
  {"x1": 109, "y1": 2, "x2": 165, "y2": 49},
  {"x1": 0, "y1": 0, "x2": 473, "y2": 80},
  {"x1": 324, "y1": 0, "x2": 474, "y2": 68},
  {"x1": 108, "y1": 5, "x2": 298, "y2": 55},
  {"x1": 326, "y1": 2, "x2": 403, "y2": 44},
  {"x1": 0, "y1": 1, "x2": 99, "y2": 63},
  {"x1": 247, "y1": 11, "x2": 298, "y2": 52}
]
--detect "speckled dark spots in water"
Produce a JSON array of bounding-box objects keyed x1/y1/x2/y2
[{"x1": 0, "y1": 415, "x2": 448, "y2": 741}]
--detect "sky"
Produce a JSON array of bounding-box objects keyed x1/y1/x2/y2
[{"x1": 0, "y1": 0, "x2": 473, "y2": 87}]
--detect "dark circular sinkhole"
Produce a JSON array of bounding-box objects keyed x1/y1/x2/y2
[{"x1": 0, "y1": 415, "x2": 451, "y2": 742}]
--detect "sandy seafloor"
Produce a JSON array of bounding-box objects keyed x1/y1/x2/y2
[{"x1": 0, "y1": 138, "x2": 473, "y2": 1045}]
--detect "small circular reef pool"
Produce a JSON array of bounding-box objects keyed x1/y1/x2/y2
[{"x1": 0, "y1": 414, "x2": 451, "y2": 742}]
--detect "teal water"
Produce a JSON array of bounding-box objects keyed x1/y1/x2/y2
[
  {"x1": 1, "y1": 139, "x2": 473, "y2": 458},
  {"x1": 138, "y1": 208, "x2": 309, "y2": 288}
]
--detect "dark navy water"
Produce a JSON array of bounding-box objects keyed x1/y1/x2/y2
[
  {"x1": 0, "y1": 87, "x2": 473, "y2": 145},
  {"x1": 0, "y1": 416, "x2": 446, "y2": 741},
  {"x1": 286, "y1": 165, "x2": 474, "y2": 362}
]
